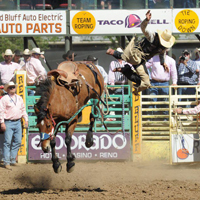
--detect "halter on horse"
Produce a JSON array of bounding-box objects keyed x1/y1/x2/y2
[{"x1": 34, "y1": 61, "x2": 105, "y2": 173}]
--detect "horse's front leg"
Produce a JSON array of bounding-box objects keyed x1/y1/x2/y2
[
  {"x1": 65, "y1": 123, "x2": 76, "y2": 173},
  {"x1": 50, "y1": 137, "x2": 62, "y2": 173},
  {"x1": 85, "y1": 113, "x2": 95, "y2": 148}
]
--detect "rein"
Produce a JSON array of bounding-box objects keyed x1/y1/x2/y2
[{"x1": 37, "y1": 110, "x2": 56, "y2": 147}]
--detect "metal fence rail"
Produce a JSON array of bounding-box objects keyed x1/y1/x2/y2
[
  {"x1": 141, "y1": 85, "x2": 200, "y2": 141},
  {"x1": 26, "y1": 85, "x2": 132, "y2": 133}
]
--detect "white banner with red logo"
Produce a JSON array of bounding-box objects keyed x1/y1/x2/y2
[
  {"x1": 70, "y1": 9, "x2": 172, "y2": 35},
  {"x1": 171, "y1": 134, "x2": 200, "y2": 163},
  {"x1": 0, "y1": 11, "x2": 66, "y2": 36}
]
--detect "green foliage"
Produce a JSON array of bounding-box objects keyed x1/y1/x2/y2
[
  {"x1": 0, "y1": 37, "x2": 24, "y2": 62},
  {"x1": 0, "y1": 36, "x2": 63, "y2": 62}
]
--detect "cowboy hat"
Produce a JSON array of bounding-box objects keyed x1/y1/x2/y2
[
  {"x1": 62, "y1": 50, "x2": 77, "y2": 60},
  {"x1": 23, "y1": 49, "x2": 31, "y2": 55},
  {"x1": 84, "y1": 55, "x2": 98, "y2": 61},
  {"x1": 31, "y1": 48, "x2": 44, "y2": 55},
  {"x1": 2, "y1": 49, "x2": 15, "y2": 58},
  {"x1": 14, "y1": 49, "x2": 23, "y2": 56},
  {"x1": 194, "y1": 48, "x2": 200, "y2": 54},
  {"x1": 157, "y1": 29, "x2": 175, "y2": 48},
  {"x1": 4, "y1": 81, "x2": 18, "y2": 92}
]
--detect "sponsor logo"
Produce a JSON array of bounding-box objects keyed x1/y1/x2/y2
[
  {"x1": 72, "y1": 11, "x2": 96, "y2": 34},
  {"x1": 125, "y1": 14, "x2": 141, "y2": 28},
  {"x1": 177, "y1": 148, "x2": 189, "y2": 159},
  {"x1": 31, "y1": 134, "x2": 127, "y2": 151},
  {"x1": 175, "y1": 9, "x2": 199, "y2": 33}
]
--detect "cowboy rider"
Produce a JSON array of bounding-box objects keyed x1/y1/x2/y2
[{"x1": 106, "y1": 10, "x2": 176, "y2": 95}]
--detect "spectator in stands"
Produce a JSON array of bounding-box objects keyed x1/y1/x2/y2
[
  {"x1": 22, "y1": 49, "x2": 31, "y2": 64},
  {"x1": 183, "y1": 0, "x2": 195, "y2": 8},
  {"x1": 13, "y1": 50, "x2": 25, "y2": 67},
  {"x1": 107, "y1": 48, "x2": 131, "y2": 121},
  {"x1": 84, "y1": 55, "x2": 108, "y2": 86},
  {"x1": 177, "y1": 49, "x2": 198, "y2": 107},
  {"x1": 174, "y1": 104, "x2": 200, "y2": 115},
  {"x1": 0, "y1": 49, "x2": 21, "y2": 86},
  {"x1": 106, "y1": 10, "x2": 175, "y2": 95},
  {"x1": 148, "y1": 0, "x2": 170, "y2": 8},
  {"x1": 0, "y1": 81, "x2": 28, "y2": 170},
  {"x1": 101, "y1": 0, "x2": 112, "y2": 9},
  {"x1": 193, "y1": 48, "x2": 200, "y2": 83},
  {"x1": 194, "y1": 48, "x2": 200, "y2": 62},
  {"x1": 62, "y1": 50, "x2": 77, "y2": 61},
  {"x1": 25, "y1": 48, "x2": 47, "y2": 86},
  {"x1": 146, "y1": 53, "x2": 177, "y2": 119}
]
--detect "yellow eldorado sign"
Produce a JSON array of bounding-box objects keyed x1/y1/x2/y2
[
  {"x1": 16, "y1": 71, "x2": 27, "y2": 160},
  {"x1": 132, "y1": 92, "x2": 141, "y2": 154}
]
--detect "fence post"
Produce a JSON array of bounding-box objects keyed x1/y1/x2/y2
[
  {"x1": 16, "y1": 71, "x2": 27, "y2": 164},
  {"x1": 132, "y1": 88, "x2": 142, "y2": 161}
]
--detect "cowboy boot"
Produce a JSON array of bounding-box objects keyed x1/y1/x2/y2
[{"x1": 133, "y1": 65, "x2": 151, "y2": 95}]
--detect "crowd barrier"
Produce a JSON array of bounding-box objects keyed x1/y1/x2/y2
[{"x1": 141, "y1": 85, "x2": 200, "y2": 163}]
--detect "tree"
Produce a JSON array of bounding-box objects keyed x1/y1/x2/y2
[{"x1": 0, "y1": 36, "x2": 63, "y2": 62}]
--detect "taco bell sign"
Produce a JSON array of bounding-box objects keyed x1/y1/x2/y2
[{"x1": 28, "y1": 132, "x2": 131, "y2": 161}]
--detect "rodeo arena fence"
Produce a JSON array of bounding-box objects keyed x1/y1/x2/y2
[{"x1": 1, "y1": 72, "x2": 200, "y2": 164}]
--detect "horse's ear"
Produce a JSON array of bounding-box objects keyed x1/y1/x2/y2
[{"x1": 34, "y1": 105, "x2": 40, "y2": 114}]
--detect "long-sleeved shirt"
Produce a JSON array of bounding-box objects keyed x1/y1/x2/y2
[
  {"x1": 0, "y1": 94, "x2": 28, "y2": 123},
  {"x1": 146, "y1": 55, "x2": 177, "y2": 84},
  {"x1": 177, "y1": 59, "x2": 198, "y2": 85},
  {"x1": 0, "y1": 61, "x2": 21, "y2": 85},
  {"x1": 24, "y1": 57, "x2": 47, "y2": 85},
  {"x1": 108, "y1": 60, "x2": 130, "y2": 85},
  {"x1": 96, "y1": 64, "x2": 108, "y2": 84},
  {"x1": 195, "y1": 60, "x2": 200, "y2": 82},
  {"x1": 140, "y1": 19, "x2": 166, "y2": 64},
  {"x1": 183, "y1": 104, "x2": 200, "y2": 115}
]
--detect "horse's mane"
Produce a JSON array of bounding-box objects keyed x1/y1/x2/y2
[{"x1": 35, "y1": 78, "x2": 55, "y2": 123}]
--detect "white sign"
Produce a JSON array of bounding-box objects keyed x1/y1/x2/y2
[
  {"x1": 70, "y1": 9, "x2": 172, "y2": 35},
  {"x1": 171, "y1": 134, "x2": 200, "y2": 163},
  {"x1": 0, "y1": 11, "x2": 66, "y2": 36}
]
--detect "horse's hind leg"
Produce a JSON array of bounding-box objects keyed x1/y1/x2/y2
[
  {"x1": 85, "y1": 113, "x2": 95, "y2": 148},
  {"x1": 50, "y1": 138, "x2": 62, "y2": 173},
  {"x1": 65, "y1": 122, "x2": 76, "y2": 173}
]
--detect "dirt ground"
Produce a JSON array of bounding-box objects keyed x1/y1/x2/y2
[{"x1": 0, "y1": 160, "x2": 200, "y2": 200}]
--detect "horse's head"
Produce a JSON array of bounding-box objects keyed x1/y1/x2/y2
[{"x1": 34, "y1": 104, "x2": 55, "y2": 153}]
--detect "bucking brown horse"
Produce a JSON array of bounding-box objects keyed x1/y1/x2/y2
[{"x1": 34, "y1": 61, "x2": 104, "y2": 173}]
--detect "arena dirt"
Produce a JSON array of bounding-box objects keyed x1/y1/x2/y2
[{"x1": 0, "y1": 160, "x2": 200, "y2": 199}]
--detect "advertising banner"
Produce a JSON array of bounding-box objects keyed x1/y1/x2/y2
[
  {"x1": 0, "y1": 11, "x2": 66, "y2": 36},
  {"x1": 16, "y1": 71, "x2": 26, "y2": 156},
  {"x1": 171, "y1": 134, "x2": 200, "y2": 163},
  {"x1": 173, "y1": 9, "x2": 200, "y2": 33},
  {"x1": 28, "y1": 132, "x2": 131, "y2": 161},
  {"x1": 132, "y1": 94, "x2": 141, "y2": 154},
  {"x1": 70, "y1": 9, "x2": 172, "y2": 35}
]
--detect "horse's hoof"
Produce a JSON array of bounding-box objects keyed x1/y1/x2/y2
[
  {"x1": 67, "y1": 162, "x2": 75, "y2": 173},
  {"x1": 53, "y1": 163, "x2": 62, "y2": 173},
  {"x1": 85, "y1": 141, "x2": 93, "y2": 148},
  {"x1": 68, "y1": 153, "x2": 76, "y2": 162}
]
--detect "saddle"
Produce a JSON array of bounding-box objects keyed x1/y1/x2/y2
[{"x1": 48, "y1": 61, "x2": 79, "y2": 86}]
